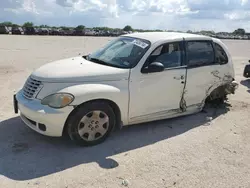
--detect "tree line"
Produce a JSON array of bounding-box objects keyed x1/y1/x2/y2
[
  {"x1": 0, "y1": 21, "x2": 248, "y2": 35},
  {"x1": 0, "y1": 22, "x2": 158, "y2": 32}
]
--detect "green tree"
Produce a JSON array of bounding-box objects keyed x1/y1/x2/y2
[
  {"x1": 0, "y1": 22, "x2": 13, "y2": 27},
  {"x1": 39, "y1": 24, "x2": 50, "y2": 28},
  {"x1": 93, "y1": 27, "x2": 112, "y2": 31},
  {"x1": 23, "y1": 22, "x2": 34, "y2": 27},
  {"x1": 12, "y1": 24, "x2": 20, "y2": 27},
  {"x1": 60, "y1": 26, "x2": 70, "y2": 31},
  {"x1": 123, "y1": 25, "x2": 133, "y2": 31},
  {"x1": 75, "y1": 25, "x2": 85, "y2": 30},
  {"x1": 233, "y1": 28, "x2": 245, "y2": 35}
]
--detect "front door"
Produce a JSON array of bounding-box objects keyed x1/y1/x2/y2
[{"x1": 129, "y1": 41, "x2": 187, "y2": 124}]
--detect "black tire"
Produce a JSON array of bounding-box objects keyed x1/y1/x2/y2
[
  {"x1": 243, "y1": 64, "x2": 250, "y2": 78},
  {"x1": 66, "y1": 101, "x2": 116, "y2": 146}
]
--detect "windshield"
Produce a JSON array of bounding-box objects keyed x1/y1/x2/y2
[{"x1": 86, "y1": 37, "x2": 151, "y2": 69}]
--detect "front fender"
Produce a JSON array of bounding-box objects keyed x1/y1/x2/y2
[{"x1": 58, "y1": 83, "x2": 129, "y2": 125}]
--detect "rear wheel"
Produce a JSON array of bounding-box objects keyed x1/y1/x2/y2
[
  {"x1": 66, "y1": 101, "x2": 116, "y2": 146},
  {"x1": 205, "y1": 85, "x2": 228, "y2": 107}
]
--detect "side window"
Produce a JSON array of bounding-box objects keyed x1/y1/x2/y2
[
  {"x1": 214, "y1": 43, "x2": 228, "y2": 64},
  {"x1": 187, "y1": 41, "x2": 215, "y2": 67},
  {"x1": 147, "y1": 42, "x2": 182, "y2": 69}
]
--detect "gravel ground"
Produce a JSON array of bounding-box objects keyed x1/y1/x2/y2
[{"x1": 0, "y1": 35, "x2": 250, "y2": 188}]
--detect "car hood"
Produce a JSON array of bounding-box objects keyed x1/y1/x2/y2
[{"x1": 31, "y1": 56, "x2": 130, "y2": 82}]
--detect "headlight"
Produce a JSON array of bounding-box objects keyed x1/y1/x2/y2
[{"x1": 41, "y1": 93, "x2": 74, "y2": 108}]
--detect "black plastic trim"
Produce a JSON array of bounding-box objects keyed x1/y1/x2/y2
[{"x1": 13, "y1": 94, "x2": 18, "y2": 114}]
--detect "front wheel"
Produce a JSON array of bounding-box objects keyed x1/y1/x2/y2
[{"x1": 66, "y1": 101, "x2": 116, "y2": 146}]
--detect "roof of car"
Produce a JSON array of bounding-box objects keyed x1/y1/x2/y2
[{"x1": 122, "y1": 32, "x2": 213, "y2": 43}]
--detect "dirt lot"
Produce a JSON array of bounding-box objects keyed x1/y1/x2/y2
[{"x1": 0, "y1": 35, "x2": 250, "y2": 188}]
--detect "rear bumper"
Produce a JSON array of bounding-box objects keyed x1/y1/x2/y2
[
  {"x1": 243, "y1": 64, "x2": 250, "y2": 78},
  {"x1": 14, "y1": 90, "x2": 74, "y2": 137},
  {"x1": 224, "y1": 80, "x2": 239, "y2": 95}
]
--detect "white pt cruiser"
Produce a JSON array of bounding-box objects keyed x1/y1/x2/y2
[{"x1": 13, "y1": 32, "x2": 238, "y2": 146}]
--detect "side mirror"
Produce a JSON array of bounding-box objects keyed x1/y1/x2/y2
[{"x1": 142, "y1": 62, "x2": 165, "y2": 73}]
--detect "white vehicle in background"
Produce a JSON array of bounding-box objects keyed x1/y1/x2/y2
[
  {"x1": 84, "y1": 29, "x2": 96, "y2": 36},
  {"x1": 13, "y1": 32, "x2": 238, "y2": 146}
]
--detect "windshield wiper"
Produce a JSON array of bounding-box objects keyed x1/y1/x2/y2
[
  {"x1": 88, "y1": 57, "x2": 128, "y2": 68},
  {"x1": 89, "y1": 58, "x2": 108, "y2": 65},
  {"x1": 82, "y1": 54, "x2": 90, "y2": 60},
  {"x1": 89, "y1": 57, "x2": 117, "y2": 67}
]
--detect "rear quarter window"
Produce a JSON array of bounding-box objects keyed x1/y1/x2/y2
[{"x1": 214, "y1": 43, "x2": 228, "y2": 64}]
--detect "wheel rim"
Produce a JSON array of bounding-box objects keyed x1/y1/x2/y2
[{"x1": 78, "y1": 110, "x2": 109, "y2": 141}]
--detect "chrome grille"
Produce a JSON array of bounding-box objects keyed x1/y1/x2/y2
[{"x1": 22, "y1": 77, "x2": 42, "y2": 99}]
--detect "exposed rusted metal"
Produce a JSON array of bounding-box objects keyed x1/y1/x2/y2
[{"x1": 179, "y1": 89, "x2": 187, "y2": 112}]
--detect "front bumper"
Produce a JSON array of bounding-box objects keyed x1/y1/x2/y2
[{"x1": 14, "y1": 90, "x2": 74, "y2": 137}]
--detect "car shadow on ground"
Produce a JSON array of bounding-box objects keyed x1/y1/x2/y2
[
  {"x1": 0, "y1": 103, "x2": 231, "y2": 181},
  {"x1": 240, "y1": 79, "x2": 250, "y2": 93}
]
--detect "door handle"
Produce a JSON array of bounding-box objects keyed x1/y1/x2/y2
[{"x1": 174, "y1": 75, "x2": 185, "y2": 80}]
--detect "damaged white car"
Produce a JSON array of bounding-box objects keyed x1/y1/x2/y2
[{"x1": 13, "y1": 32, "x2": 238, "y2": 146}]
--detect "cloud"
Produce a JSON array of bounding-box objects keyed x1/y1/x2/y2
[
  {"x1": 55, "y1": 0, "x2": 74, "y2": 7},
  {"x1": 1, "y1": 0, "x2": 250, "y2": 31},
  {"x1": 224, "y1": 10, "x2": 250, "y2": 20}
]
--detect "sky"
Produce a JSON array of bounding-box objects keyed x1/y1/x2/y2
[{"x1": 1, "y1": 0, "x2": 250, "y2": 32}]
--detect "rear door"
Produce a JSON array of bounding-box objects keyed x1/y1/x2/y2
[{"x1": 183, "y1": 39, "x2": 226, "y2": 108}]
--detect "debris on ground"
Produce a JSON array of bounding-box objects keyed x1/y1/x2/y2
[{"x1": 121, "y1": 179, "x2": 129, "y2": 187}]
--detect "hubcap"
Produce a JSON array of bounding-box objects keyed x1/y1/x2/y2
[{"x1": 78, "y1": 110, "x2": 109, "y2": 141}]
